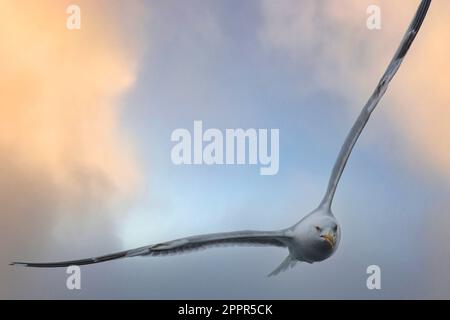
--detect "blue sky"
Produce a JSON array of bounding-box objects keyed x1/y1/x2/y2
[{"x1": 3, "y1": 0, "x2": 450, "y2": 298}]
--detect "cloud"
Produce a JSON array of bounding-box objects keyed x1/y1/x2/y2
[
  {"x1": 260, "y1": 0, "x2": 450, "y2": 182},
  {"x1": 0, "y1": 0, "x2": 143, "y2": 297}
]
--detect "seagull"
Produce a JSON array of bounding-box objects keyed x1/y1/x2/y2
[{"x1": 11, "y1": 0, "x2": 432, "y2": 276}]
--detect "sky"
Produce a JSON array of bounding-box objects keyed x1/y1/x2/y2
[{"x1": 1, "y1": 0, "x2": 450, "y2": 299}]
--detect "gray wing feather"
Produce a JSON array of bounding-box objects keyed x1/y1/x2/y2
[
  {"x1": 319, "y1": 0, "x2": 432, "y2": 210},
  {"x1": 320, "y1": 0, "x2": 431, "y2": 209},
  {"x1": 10, "y1": 230, "x2": 291, "y2": 268}
]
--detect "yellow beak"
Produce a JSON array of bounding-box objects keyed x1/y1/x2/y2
[{"x1": 321, "y1": 233, "x2": 335, "y2": 248}]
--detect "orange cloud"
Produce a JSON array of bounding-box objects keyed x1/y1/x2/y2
[
  {"x1": 0, "y1": 0, "x2": 144, "y2": 297},
  {"x1": 0, "y1": 0, "x2": 141, "y2": 195}
]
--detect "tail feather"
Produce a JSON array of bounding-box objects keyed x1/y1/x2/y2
[{"x1": 267, "y1": 255, "x2": 297, "y2": 277}]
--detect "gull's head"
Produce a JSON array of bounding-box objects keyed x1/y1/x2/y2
[
  {"x1": 314, "y1": 223, "x2": 338, "y2": 248},
  {"x1": 306, "y1": 214, "x2": 340, "y2": 256}
]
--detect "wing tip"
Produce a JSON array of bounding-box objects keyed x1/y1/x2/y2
[
  {"x1": 10, "y1": 262, "x2": 28, "y2": 267},
  {"x1": 411, "y1": 0, "x2": 432, "y2": 33}
]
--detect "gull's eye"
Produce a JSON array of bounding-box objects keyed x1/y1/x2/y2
[
  {"x1": 333, "y1": 225, "x2": 338, "y2": 232},
  {"x1": 315, "y1": 226, "x2": 322, "y2": 232}
]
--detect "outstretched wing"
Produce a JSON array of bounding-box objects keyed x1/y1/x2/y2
[
  {"x1": 10, "y1": 230, "x2": 291, "y2": 268},
  {"x1": 319, "y1": 0, "x2": 432, "y2": 210}
]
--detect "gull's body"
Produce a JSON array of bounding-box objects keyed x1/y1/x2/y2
[{"x1": 11, "y1": 0, "x2": 432, "y2": 276}]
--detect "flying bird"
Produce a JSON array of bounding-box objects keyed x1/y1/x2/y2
[{"x1": 11, "y1": 0, "x2": 432, "y2": 276}]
